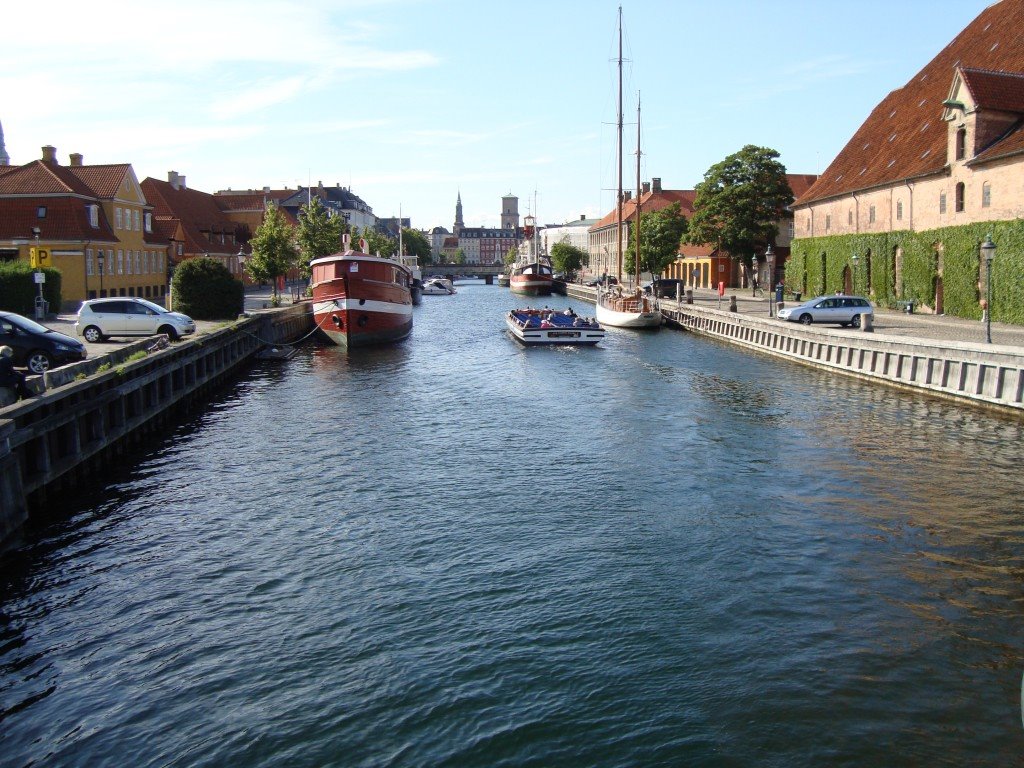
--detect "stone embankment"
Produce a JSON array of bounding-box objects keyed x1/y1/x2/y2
[
  {"x1": 0, "y1": 304, "x2": 310, "y2": 551},
  {"x1": 566, "y1": 283, "x2": 1024, "y2": 414}
]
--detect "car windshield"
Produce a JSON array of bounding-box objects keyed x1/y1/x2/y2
[
  {"x1": 132, "y1": 298, "x2": 170, "y2": 314},
  {"x1": 5, "y1": 315, "x2": 52, "y2": 334}
]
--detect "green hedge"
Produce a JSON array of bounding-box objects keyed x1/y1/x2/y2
[
  {"x1": 0, "y1": 260, "x2": 62, "y2": 316},
  {"x1": 786, "y1": 219, "x2": 1024, "y2": 324},
  {"x1": 170, "y1": 257, "x2": 244, "y2": 320}
]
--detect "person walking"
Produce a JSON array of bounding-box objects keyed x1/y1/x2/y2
[{"x1": 0, "y1": 346, "x2": 29, "y2": 403}]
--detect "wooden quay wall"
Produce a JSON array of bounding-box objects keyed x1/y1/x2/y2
[{"x1": 0, "y1": 304, "x2": 312, "y2": 552}]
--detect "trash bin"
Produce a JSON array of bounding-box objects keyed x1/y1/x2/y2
[
  {"x1": 775, "y1": 283, "x2": 784, "y2": 303},
  {"x1": 792, "y1": 291, "x2": 802, "y2": 302}
]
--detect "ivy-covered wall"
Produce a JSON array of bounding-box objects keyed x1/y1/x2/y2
[{"x1": 786, "y1": 219, "x2": 1024, "y2": 324}]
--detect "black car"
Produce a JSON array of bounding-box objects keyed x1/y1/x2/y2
[
  {"x1": 643, "y1": 278, "x2": 685, "y2": 298},
  {"x1": 0, "y1": 311, "x2": 87, "y2": 374},
  {"x1": 585, "y1": 276, "x2": 618, "y2": 287}
]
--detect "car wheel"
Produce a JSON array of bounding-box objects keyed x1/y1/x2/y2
[
  {"x1": 851, "y1": 314, "x2": 862, "y2": 329},
  {"x1": 27, "y1": 350, "x2": 52, "y2": 374},
  {"x1": 158, "y1": 324, "x2": 180, "y2": 341},
  {"x1": 799, "y1": 313, "x2": 813, "y2": 325},
  {"x1": 83, "y1": 325, "x2": 106, "y2": 343}
]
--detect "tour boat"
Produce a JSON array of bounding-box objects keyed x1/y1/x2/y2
[
  {"x1": 506, "y1": 307, "x2": 605, "y2": 346},
  {"x1": 310, "y1": 235, "x2": 413, "y2": 348},
  {"x1": 595, "y1": 10, "x2": 661, "y2": 330}
]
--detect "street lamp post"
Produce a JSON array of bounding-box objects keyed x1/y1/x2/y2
[
  {"x1": 980, "y1": 234, "x2": 996, "y2": 344},
  {"x1": 31, "y1": 227, "x2": 44, "y2": 319},
  {"x1": 851, "y1": 252, "x2": 859, "y2": 295},
  {"x1": 98, "y1": 253, "x2": 105, "y2": 297},
  {"x1": 765, "y1": 245, "x2": 775, "y2": 316}
]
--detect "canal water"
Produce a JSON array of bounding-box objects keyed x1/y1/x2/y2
[{"x1": 2, "y1": 282, "x2": 1023, "y2": 766}]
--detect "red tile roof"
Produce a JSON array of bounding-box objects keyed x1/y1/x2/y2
[
  {"x1": 142, "y1": 177, "x2": 242, "y2": 256},
  {"x1": 797, "y1": 0, "x2": 1024, "y2": 206},
  {"x1": 0, "y1": 160, "x2": 97, "y2": 196},
  {"x1": 67, "y1": 164, "x2": 132, "y2": 198},
  {"x1": 961, "y1": 67, "x2": 1024, "y2": 112},
  {"x1": 590, "y1": 189, "x2": 696, "y2": 231},
  {"x1": 0, "y1": 196, "x2": 117, "y2": 243}
]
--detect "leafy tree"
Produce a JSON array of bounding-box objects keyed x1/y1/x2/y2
[
  {"x1": 624, "y1": 202, "x2": 688, "y2": 280},
  {"x1": 172, "y1": 257, "x2": 243, "y2": 319},
  {"x1": 296, "y1": 197, "x2": 344, "y2": 278},
  {"x1": 550, "y1": 241, "x2": 586, "y2": 278},
  {"x1": 401, "y1": 227, "x2": 432, "y2": 267},
  {"x1": 504, "y1": 247, "x2": 518, "y2": 267},
  {"x1": 686, "y1": 144, "x2": 793, "y2": 272},
  {"x1": 452, "y1": 248, "x2": 467, "y2": 265},
  {"x1": 351, "y1": 226, "x2": 396, "y2": 258},
  {"x1": 246, "y1": 202, "x2": 299, "y2": 303}
]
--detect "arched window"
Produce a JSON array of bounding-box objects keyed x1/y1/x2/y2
[
  {"x1": 896, "y1": 200, "x2": 903, "y2": 220},
  {"x1": 939, "y1": 191, "x2": 947, "y2": 214},
  {"x1": 955, "y1": 182, "x2": 965, "y2": 212},
  {"x1": 955, "y1": 128, "x2": 966, "y2": 161},
  {"x1": 982, "y1": 182, "x2": 991, "y2": 208}
]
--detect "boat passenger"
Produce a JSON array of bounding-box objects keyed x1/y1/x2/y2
[{"x1": 0, "y1": 346, "x2": 29, "y2": 404}]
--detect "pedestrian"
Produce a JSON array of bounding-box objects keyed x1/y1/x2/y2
[
  {"x1": 691, "y1": 266, "x2": 699, "y2": 287},
  {"x1": 0, "y1": 346, "x2": 29, "y2": 403}
]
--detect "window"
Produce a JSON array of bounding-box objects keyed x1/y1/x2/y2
[
  {"x1": 118, "y1": 249, "x2": 124, "y2": 274},
  {"x1": 115, "y1": 208, "x2": 122, "y2": 229},
  {"x1": 896, "y1": 200, "x2": 903, "y2": 220},
  {"x1": 955, "y1": 127, "x2": 966, "y2": 161},
  {"x1": 848, "y1": 210, "x2": 853, "y2": 225},
  {"x1": 955, "y1": 182, "x2": 965, "y2": 212},
  {"x1": 88, "y1": 204, "x2": 99, "y2": 227},
  {"x1": 36, "y1": 206, "x2": 46, "y2": 218},
  {"x1": 144, "y1": 212, "x2": 152, "y2": 232},
  {"x1": 86, "y1": 248, "x2": 94, "y2": 276},
  {"x1": 787, "y1": 220, "x2": 794, "y2": 238},
  {"x1": 939, "y1": 191, "x2": 947, "y2": 214},
  {"x1": 135, "y1": 251, "x2": 141, "y2": 273},
  {"x1": 134, "y1": 210, "x2": 141, "y2": 231},
  {"x1": 825, "y1": 214, "x2": 831, "y2": 232},
  {"x1": 177, "y1": 243, "x2": 183, "y2": 256},
  {"x1": 869, "y1": 205, "x2": 876, "y2": 224},
  {"x1": 982, "y1": 182, "x2": 991, "y2": 207}
]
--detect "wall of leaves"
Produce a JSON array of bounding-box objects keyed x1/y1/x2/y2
[{"x1": 785, "y1": 219, "x2": 1024, "y2": 324}]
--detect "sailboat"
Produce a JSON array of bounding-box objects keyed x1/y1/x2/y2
[{"x1": 595, "y1": 9, "x2": 661, "y2": 329}]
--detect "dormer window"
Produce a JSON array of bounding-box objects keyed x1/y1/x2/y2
[
  {"x1": 88, "y1": 204, "x2": 99, "y2": 227},
  {"x1": 36, "y1": 206, "x2": 47, "y2": 218},
  {"x1": 144, "y1": 212, "x2": 152, "y2": 232},
  {"x1": 955, "y1": 128, "x2": 966, "y2": 161}
]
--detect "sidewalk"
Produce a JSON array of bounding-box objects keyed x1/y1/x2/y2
[{"x1": 675, "y1": 286, "x2": 1024, "y2": 349}]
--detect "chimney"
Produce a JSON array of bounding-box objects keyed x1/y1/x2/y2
[
  {"x1": 69, "y1": 152, "x2": 83, "y2": 166},
  {"x1": 623, "y1": 191, "x2": 632, "y2": 202},
  {"x1": 580, "y1": 214, "x2": 586, "y2": 220},
  {"x1": 41, "y1": 145, "x2": 57, "y2": 164},
  {"x1": 642, "y1": 181, "x2": 650, "y2": 195},
  {"x1": 263, "y1": 186, "x2": 270, "y2": 193},
  {"x1": 168, "y1": 171, "x2": 186, "y2": 190},
  {"x1": 652, "y1": 177, "x2": 662, "y2": 192}
]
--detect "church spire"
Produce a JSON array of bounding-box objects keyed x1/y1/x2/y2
[
  {"x1": 0, "y1": 120, "x2": 9, "y2": 166},
  {"x1": 454, "y1": 191, "x2": 464, "y2": 236}
]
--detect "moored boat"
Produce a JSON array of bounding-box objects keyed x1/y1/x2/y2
[
  {"x1": 595, "y1": 286, "x2": 661, "y2": 328},
  {"x1": 497, "y1": 273, "x2": 511, "y2": 287},
  {"x1": 310, "y1": 235, "x2": 413, "y2": 348},
  {"x1": 509, "y1": 213, "x2": 553, "y2": 296},
  {"x1": 506, "y1": 307, "x2": 605, "y2": 345},
  {"x1": 422, "y1": 278, "x2": 456, "y2": 295}
]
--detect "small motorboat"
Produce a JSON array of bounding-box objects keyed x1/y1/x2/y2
[
  {"x1": 506, "y1": 307, "x2": 605, "y2": 346},
  {"x1": 422, "y1": 278, "x2": 456, "y2": 295}
]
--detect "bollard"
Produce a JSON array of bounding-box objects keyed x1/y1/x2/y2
[
  {"x1": 729, "y1": 295, "x2": 738, "y2": 312},
  {"x1": 859, "y1": 313, "x2": 874, "y2": 332},
  {"x1": 686, "y1": 288, "x2": 693, "y2": 305}
]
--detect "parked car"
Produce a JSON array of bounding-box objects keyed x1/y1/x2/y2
[
  {"x1": 643, "y1": 278, "x2": 686, "y2": 298},
  {"x1": 0, "y1": 311, "x2": 87, "y2": 374},
  {"x1": 585, "y1": 276, "x2": 618, "y2": 287},
  {"x1": 75, "y1": 298, "x2": 196, "y2": 342},
  {"x1": 777, "y1": 295, "x2": 874, "y2": 328}
]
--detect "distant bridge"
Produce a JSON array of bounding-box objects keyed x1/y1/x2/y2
[{"x1": 422, "y1": 263, "x2": 505, "y2": 284}]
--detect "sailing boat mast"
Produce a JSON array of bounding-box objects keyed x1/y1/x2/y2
[
  {"x1": 615, "y1": 5, "x2": 623, "y2": 285},
  {"x1": 635, "y1": 93, "x2": 641, "y2": 289}
]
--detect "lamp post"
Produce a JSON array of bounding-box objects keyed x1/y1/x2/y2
[
  {"x1": 980, "y1": 233, "x2": 996, "y2": 344},
  {"x1": 766, "y1": 245, "x2": 775, "y2": 316},
  {"x1": 851, "y1": 252, "x2": 859, "y2": 295},
  {"x1": 31, "y1": 227, "x2": 45, "y2": 319},
  {"x1": 98, "y1": 252, "x2": 105, "y2": 297}
]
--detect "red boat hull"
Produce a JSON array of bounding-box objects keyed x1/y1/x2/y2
[
  {"x1": 509, "y1": 274, "x2": 553, "y2": 296},
  {"x1": 310, "y1": 251, "x2": 413, "y2": 348}
]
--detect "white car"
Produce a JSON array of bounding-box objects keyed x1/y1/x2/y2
[
  {"x1": 777, "y1": 295, "x2": 873, "y2": 328},
  {"x1": 75, "y1": 298, "x2": 196, "y2": 342}
]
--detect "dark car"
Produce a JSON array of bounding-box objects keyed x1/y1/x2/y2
[
  {"x1": 585, "y1": 276, "x2": 618, "y2": 287},
  {"x1": 0, "y1": 311, "x2": 87, "y2": 374},
  {"x1": 643, "y1": 278, "x2": 685, "y2": 298}
]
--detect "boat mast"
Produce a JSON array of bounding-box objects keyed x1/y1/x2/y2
[
  {"x1": 615, "y1": 5, "x2": 623, "y2": 285},
  {"x1": 635, "y1": 92, "x2": 641, "y2": 291}
]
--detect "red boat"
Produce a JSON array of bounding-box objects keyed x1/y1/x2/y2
[
  {"x1": 509, "y1": 213, "x2": 553, "y2": 296},
  {"x1": 310, "y1": 238, "x2": 413, "y2": 348}
]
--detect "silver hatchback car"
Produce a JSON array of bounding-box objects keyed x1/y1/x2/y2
[
  {"x1": 75, "y1": 297, "x2": 196, "y2": 342},
  {"x1": 777, "y1": 295, "x2": 873, "y2": 328}
]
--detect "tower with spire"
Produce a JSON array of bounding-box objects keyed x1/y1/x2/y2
[
  {"x1": 453, "y1": 191, "x2": 464, "y2": 237},
  {"x1": 0, "y1": 120, "x2": 10, "y2": 166}
]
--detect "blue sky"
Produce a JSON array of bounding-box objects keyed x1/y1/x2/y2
[{"x1": 1, "y1": 0, "x2": 997, "y2": 233}]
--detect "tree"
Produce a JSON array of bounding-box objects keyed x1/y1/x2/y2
[
  {"x1": 504, "y1": 247, "x2": 518, "y2": 267},
  {"x1": 401, "y1": 227, "x2": 432, "y2": 267},
  {"x1": 550, "y1": 241, "x2": 586, "y2": 278},
  {"x1": 624, "y1": 202, "x2": 688, "y2": 281},
  {"x1": 686, "y1": 144, "x2": 793, "y2": 273},
  {"x1": 452, "y1": 248, "x2": 467, "y2": 265},
  {"x1": 246, "y1": 203, "x2": 299, "y2": 304},
  {"x1": 351, "y1": 226, "x2": 395, "y2": 258},
  {"x1": 296, "y1": 197, "x2": 344, "y2": 278}
]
